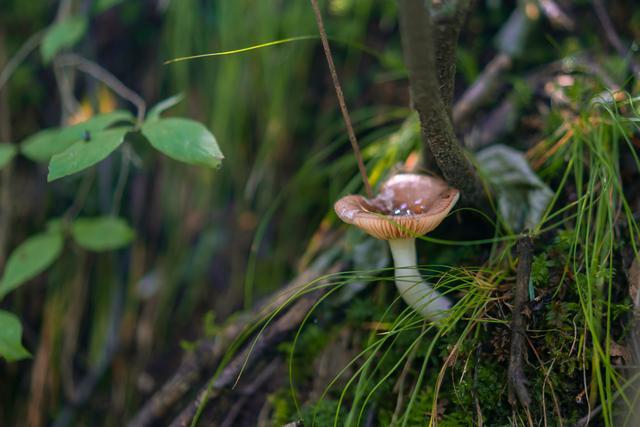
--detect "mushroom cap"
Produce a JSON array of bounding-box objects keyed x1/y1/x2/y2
[{"x1": 334, "y1": 174, "x2": 459, "y2": 240}]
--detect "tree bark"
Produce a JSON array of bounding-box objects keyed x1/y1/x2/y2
[
  {"x1": 397, "y1": 0, "x2": 483, "y2": 204},
  {"x1": 433, "y1": 0, "x2": 471, "y2": 115}
]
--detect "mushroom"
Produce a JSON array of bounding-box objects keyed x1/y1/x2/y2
[{"x1": 334, "y1": 174, "x2": 460, "y2": 321}]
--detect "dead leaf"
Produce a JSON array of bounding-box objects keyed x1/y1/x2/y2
[{"x1": 610, "y1": 340, "x2": 631, "y2": 363}]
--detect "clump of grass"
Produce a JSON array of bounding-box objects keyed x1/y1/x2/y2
[{"x1": 246, "y1": 89, "x2": 640, "y2": 426}]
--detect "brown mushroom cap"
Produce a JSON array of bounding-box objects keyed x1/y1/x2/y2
[{"x1": 334, "y1": 174, "x2": 459, "y2": 240}]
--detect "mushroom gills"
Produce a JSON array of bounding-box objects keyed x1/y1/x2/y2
[{"x1": 387, "y1": 238, "x2": 451, "y2": 321}]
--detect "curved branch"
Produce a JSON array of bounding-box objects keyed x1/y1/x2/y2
[
  {"x1": 57, "y1": 53, "x2": 146, "y2": 125},
  {"x1": 397, "y1": 0, "x2": 483, "y2": 203},
  {"x1": 432, "y1": 0, "x2": 471, "y2": 114}
]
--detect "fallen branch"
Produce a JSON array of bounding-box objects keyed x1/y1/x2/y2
[
  {"x1": 168, "y1": 282, "x2": 332, "y2": 427},
  {"x1": 127, "y1": 251, "x2": 342, "y2": 427},
  {"x1": 453, "y1": 53, "x2": 513, "y2": 126},
  {"x1": 508, "y1": 234, "x2": 533, "y2": 408},
  {"x1": 593, "y1": 0, "x2": 640, "y2": 79},
  {"x1": 219, "y1": 359, "x2": 280, "y2": 427}
]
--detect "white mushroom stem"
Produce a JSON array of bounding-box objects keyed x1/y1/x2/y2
[{"x1": 388, "y1": 238, "x2": 451, "y2": 321}]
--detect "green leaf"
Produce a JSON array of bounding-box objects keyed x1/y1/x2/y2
[
  {"x1": 146, "y1": 94, "x2": 185, "y2": 122},
  {"x1": 0, "y1": 310, "x2": 30, "y2": 362},
  {"x1": 21, "y1": 110, "x2": 134, "y2": 162},
  {"x1": 0, "y1": 144, "x2": 17, "y2": 170},
  {"x1": 477, "y1": 144, "x2": 553, "y2": 232},
  {"x1": 47, "y1": 127, "x2": 129, "y2": 181},
  {"x1": 71, "y1": 217, "x2": 135, "y2": 251},
  {"x1": 0, "y1": 232, "x2": 63, "y2": 300},
  {"x1": 41, "y1": 15, "x2": 88, "y2": 64},
  {"x1": 142, "y1": 118, "x2": 223, "y2": 168}
]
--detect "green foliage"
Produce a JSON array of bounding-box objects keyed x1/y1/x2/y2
[
  {"x1": 21, "y1": 110, "x2": 134, "y2": 162},
  {"x1": 345, "y1": 297, "x2": 380, "y2": 323},
  {"x1": 40, "y1": 15, "x2": 88, "y2": 63},
  {"x1": 0, "y1": 144, "x2": 16, "y2": 170},
  {"x1": 531, "y1": 253, "x2": 552, "y2": 286},
  {"x1": 71, "y1": 217, "x2": 135, "y2": 251},
  {"x1": 476, "y1": 144, "x2": 553, "y2": 232},
  {"x1": 301, "y1": 399, "x2": 345, "y2": 426},
  {"x1": 0, "y1": 231, "x2": 63, "y2": 300},
  {"x1": 268, "y1": 390, "x2": 298, "y2": 426},
  {"x1": 47, "y1": 127, "x2": 129, "y2": 181},
  {"x1": 179, "y1": 339, "x2": 198, "y2": 352},
  {"x1": 141, "y1": 118, "x2": 223, "y2": 168},
  {"x1": 0, "y1": 310, "x2": 30, "y2": 362},
  {"x1": 279, "y1": 324, "x2": 331, "y2": 379},
  {"x1": 202, "y1": 310, "x2": 220, "y2": 337}
]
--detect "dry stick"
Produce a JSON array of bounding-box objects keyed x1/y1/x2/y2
[
  {"x1": 472, "y1": 343, "x2": 484, "y2": 427},
  {"x1": 56, "y1": 53, "x2": 146, "y2": 124},
  {"x1": 453, "y1": 53, "x2": 513, "y2": 126},
  {"x1": 0, "y1": 31, "x2": 13, "y2": 268},
  {"x1": 127, "y1": 321, "x2": 247, "y2": 427},
  {"x1": 390, "y1": 334, "x2": 421, "y2": 425},
  {"x1": 309, "y1": 0, "x2": 372, "y2": 198},
  {"x1": 219, "y1": 359, "x2": 280, "y2": 427},
  {"x1": 0, "y1": 30, "x2": 44, "y2": 92},
  {"x1": 538, "y1": 0, "x2": 575, "y2": 30},
  {"x1": 52, "y1": 276, "x2": 127, "y2": 427},
  {"x1": 593, "y1": 0, "x2": 640, "y2": 79},
  {"x1": 127, "y1": 252, "x2": 342, "y2": 427},
  {"x1": 168, "y1": 288, "x2": 329, "y2": 427},
  {"x1": 508, "y1": 234, "x2": 533, "y2": 409},
  {"x1": 397, "y1": 0, "x2": 482, "y2": 204}
]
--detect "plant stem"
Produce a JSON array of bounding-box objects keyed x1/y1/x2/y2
[
  {"x1": 0, "y1": 30, "x2": 44, "y2": 92},
  {"x1": 388, "y1": 238, "x2": 451, "y2": 321},
  {"x1": 57, "y1": 53, "x2": 146, "y2": 125},
  {"x1": 309, "y1": 0, "x2": 372, "y2": 198}
]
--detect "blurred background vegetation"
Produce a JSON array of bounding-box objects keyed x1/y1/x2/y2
[{"x1": 1, "y1": 0, "x2": 640, "y2": 426}]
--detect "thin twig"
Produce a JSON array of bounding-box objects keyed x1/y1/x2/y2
[
  {"x1": 0, "y1": 32, "x2": 13, "y2": 268},
  {"x1": 309, "y1": 0, "x2": 372, "y2": 198},
  {"x1": 56, "y1": 53, "x2": 146, "y2": 124},
  {"x1": 63, "y1": 169, "x2": 96, "y2": 221},
  {"x1": 508, "y1": 234, "x2": 533, "y2": 409},
  {"x1": 51, "y1": 272, "x2": 126, "y2": 427},
  {"x1": 538, "y1": 0, "x2": 575, "y2": 30},
  {"x1": 453, "y1": 53, "x2": 512, "y2": 126},
  {"x1": 127, "y1": 251, "x2": 342, "y2": 427},
  {"x1": 390, "y1": 333, "x2": 421, "y2": 425},
  {"x1": 53, "y1": 59, "x2": 79, "y2": 121},
  {"x1": 219, "y1": 359, "x2": 280, "y2": 427},
  {"x1": 111, "y1": 145, "x2": 132, "y2": 216},
  {"x1": 573, "y1": 403, "x2": 603, "y2": 427},
  {"x1": 472, "y1": 343, "x2": 484, "y2": 426},
  {"x1": 0, "y1": 30, "x2": 44, "y2": 92},
  {"x1": 593, "y1": 0, "x2": 640, "y2": 79},
  {"x1": 168, "y1": 287, "x2": 329, "y2": 427}
]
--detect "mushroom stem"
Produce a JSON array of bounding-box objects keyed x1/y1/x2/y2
[{"x1": 388, "y1": 238, "x2": 451, "y2": 321}]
